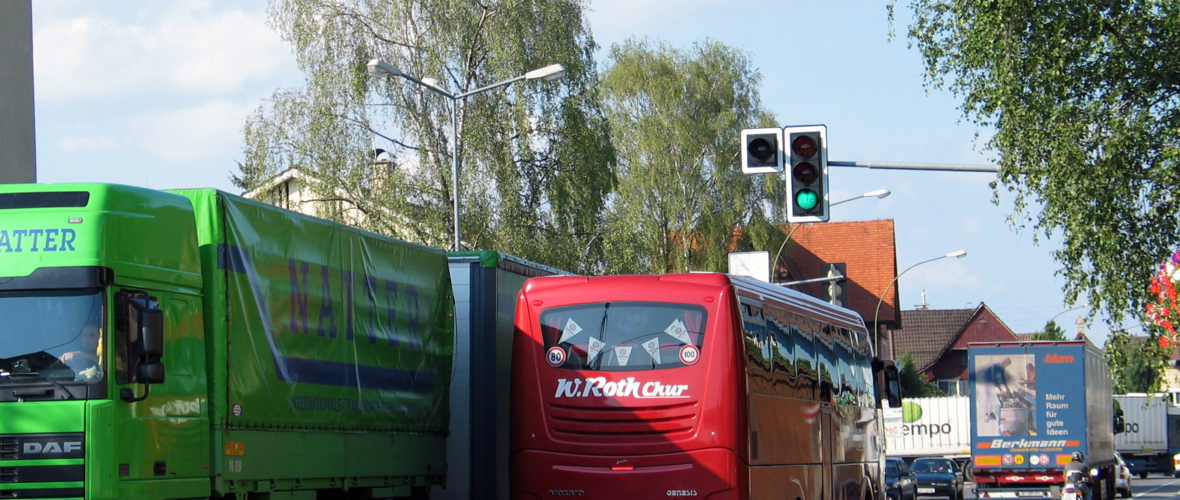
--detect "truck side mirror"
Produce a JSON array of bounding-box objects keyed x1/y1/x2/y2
[
  {"x1": 136, "y1": 362, "x2": 166, "y2": 384},
  {"x1": 117, "y1": 291, "x2": 167, "y2": 403},
  {"x1": 141, "y1": 308, "x2": 164, "y2": 357},
  {"x1": 1114, "y1": 410, "x2": 1126, "y2": 434}
]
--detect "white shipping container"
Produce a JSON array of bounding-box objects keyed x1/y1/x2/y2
[
  {"x1": 1114, "y1": 395, "x2": 1168, "y2": 453},
  {"x1": 885, "y1": 396, "x2": 971, "y2": 457}
]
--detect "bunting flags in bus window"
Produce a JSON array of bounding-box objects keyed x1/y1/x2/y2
[
  {"x1": 559, "y1": 318, "x2": 583, "y2": 344},
  {"x1": 642, "y1": 338, "x2": 662, "y2": 364},
  {"x1": 614, "y1": 345, "x2": 633, "y2": 366},
  {"x1": 665, "y1": 319, "x2": 691, "y2": 344},
  {"x1": 588, "y1": 337, "x2": 605, "y2": 363}
]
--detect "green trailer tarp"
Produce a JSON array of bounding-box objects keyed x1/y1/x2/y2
[{"x1": 174, "y1": 189, "x2": 453, "y2": 432}]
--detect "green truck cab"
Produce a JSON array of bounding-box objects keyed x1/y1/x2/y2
[{"x1": 0, "y1": 184, "x2": 453, "y2": 500}]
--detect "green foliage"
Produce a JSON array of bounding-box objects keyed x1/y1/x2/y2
[
  {"x1": 237, "y1": 0, "x2": 615, "y2": 274},
  {"x1": 899, "y1": 351, "x2": 945, "y2": 398},
  {"x1": 1031, "y1": 321, "x2": 1067, "y2": 341},
  {"x1": 1104, "y1": 330, "x2": 1172, "y2": 394},
  {"x1": 597, "y1": 39, "x2": 783, "y2": 274},
  {"x1": 894, "y1": 0, "x2": 1180, "y2": 325}
]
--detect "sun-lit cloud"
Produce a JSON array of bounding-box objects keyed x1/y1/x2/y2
[
  {"x1": 132, "y1": 99, "x2": 254, "y2": 162},
  {"x1": 34, "y1": 1, "x2": 291, "y2": 102}
]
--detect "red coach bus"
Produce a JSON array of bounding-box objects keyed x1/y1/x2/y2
[{"x1": 509, "y1": 273, "x2": 901, "y2": 500}]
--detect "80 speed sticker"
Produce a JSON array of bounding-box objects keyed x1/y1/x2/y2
[
  {"x1": 546, "y1": 347, "x2": 567, "y2": 367},
  {"x1": 679, "y1": 345, "x2": 700, "y2": 365}
]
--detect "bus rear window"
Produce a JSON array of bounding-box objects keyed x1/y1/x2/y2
[{"x1": 539, "y1": 302, "x2": 707, "y2": 371}]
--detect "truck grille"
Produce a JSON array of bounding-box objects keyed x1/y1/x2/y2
[
  {"x1": 547, "y1": 401, "x2": 699, "y2": 439},
  {"x1": 0, "y1": 433, "x2": 84, "y2": 499}
]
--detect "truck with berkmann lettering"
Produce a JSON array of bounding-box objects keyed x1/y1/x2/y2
[
  {"x1": 969, "y1": 341, "x2": 1120, "y2": 500},
  {"x1": 0, "y1": 184, "x2": 453, "y2": 499}
]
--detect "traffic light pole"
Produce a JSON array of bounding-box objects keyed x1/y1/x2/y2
[
  {"x1": 828, "y1": 160, "x2": 998, "y2": 172},
  {"x1": 779, "y1": 275, "x2": 842, "y2": 286}
]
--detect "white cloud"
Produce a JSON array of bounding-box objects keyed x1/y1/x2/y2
[
  {"x1": 57, "y1": 135, "x2": 117, "y2": 152},
  {"x1": 133, "y1": 99, "x2": 254, "y2": 162},
  {"x1": 34, "y1": 1, "x2": 291, "y2": 101}
]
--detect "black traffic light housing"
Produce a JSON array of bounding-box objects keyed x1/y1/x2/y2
[
  {"x1": 785, "y1": 125, "x2": 829, "y2": 223},
  {"x1": 740, "y1": 127, "x2": 784, "y2": 174},
  {"x1": 822, "y1": 263, "x2": 847, "y2": 307}
]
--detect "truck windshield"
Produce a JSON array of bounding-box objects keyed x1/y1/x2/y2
[
  {"x1": 0, "y1": 289, "x2": 105, "y2": 384},
  {"x1": 540, "y1": 301, "x2": 707, "y2": 372}
]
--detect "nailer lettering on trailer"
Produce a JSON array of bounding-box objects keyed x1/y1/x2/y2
[{"x1": 554, "y1": 377, "x2": 689, "y2": 399}]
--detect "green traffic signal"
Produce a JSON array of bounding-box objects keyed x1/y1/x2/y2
[{"x1": 796, "y1": 189, "x2": 818, "y2": 210}]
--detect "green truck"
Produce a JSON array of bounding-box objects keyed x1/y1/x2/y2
[{"x1": 0, "y1": 183, "x2": 454, "y2": 500}]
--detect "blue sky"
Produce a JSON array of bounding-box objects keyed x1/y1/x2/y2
[{"x1": 28, "y1": 1, "x2": 1135, "y2": 343}]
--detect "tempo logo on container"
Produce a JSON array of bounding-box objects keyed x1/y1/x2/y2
[{"x1": 900, "y1": 401, "x2": 955, "y2": 436}]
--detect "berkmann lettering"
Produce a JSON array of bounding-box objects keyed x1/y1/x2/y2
[
  {"x1": 0, "y1": 228, "x2": 78, "y2": 253},
  {"x1": 554, "y1": 377, "x2": 690, "y2": 399},
  {"x1": 1044, "y1": 353, "x2": 1075, "y2": 363},
  {"x1": 989, "y1": 438, "x2": 1068, "y2": 449}
]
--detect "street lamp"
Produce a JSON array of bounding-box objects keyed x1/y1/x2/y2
[
  {"x1": 367, "y1": 58, "x2": 566, "y2": 251},
  {"x1": 873, "y1": 249, "x2": 968, "y2": 356},
  {"x1": 829, "y1": 189, "x2": 891, "y2": 207},
  {"x1": 1049, "y1": 303, "x2": 1090, "y2": 324}
]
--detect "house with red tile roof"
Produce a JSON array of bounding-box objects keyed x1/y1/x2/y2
[
  {"x1": 888, "y1": 303, "x2": 1019, "y2": 395},
  {"x1": 776, "y1": 219, "x2": 899, "y2": 353}
]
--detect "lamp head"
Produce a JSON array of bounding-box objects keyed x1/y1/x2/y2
[
  {"x1": 367, "y1": 59, "x2": 402, "y2": 78},
  {"x1": 866, "y1": 189, "x2": 891, "y2": 199},
  {"x1": 525, "y1": 63, "x2": 566, "y2": 81},
  {"x1": 947, "y1": 250, "x2": 967, "y2": 258}
]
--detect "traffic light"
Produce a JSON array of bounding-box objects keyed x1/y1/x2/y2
[
  {"x1": 822, "y1": 263, "x2": 847, "y2": 307},
  {"x1": 785, "y1": 125, "x2": 828, "y2": 223},
  {"x1": 740, "y1": 127, "x2": 784, "y2": 174}
]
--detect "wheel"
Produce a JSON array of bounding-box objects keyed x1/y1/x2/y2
[{"x1": 1138, "y1": 471, "x2": 1147, "y2": 479}]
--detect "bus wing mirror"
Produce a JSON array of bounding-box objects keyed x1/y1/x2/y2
[{"x1": 883, "y1": 363, "x2": 901, "y2": 408}]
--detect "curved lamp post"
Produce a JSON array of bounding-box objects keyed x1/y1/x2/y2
[
  {"x1": 1049, "y1": 303, "x2": 1090, "y2": 325},
  {"x1": 367, "y1": 59, "x2": 566, "y2": 251},
  {"x1": 872, "y1": 249, "x2": 968, "y2": 356},
  {"x1": 829, "y1": 189, "x2": 891, "y2": 208}
]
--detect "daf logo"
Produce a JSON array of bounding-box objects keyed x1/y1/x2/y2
[{"x1": 24, "y1": 441, "x2": 82, "y2": 454}]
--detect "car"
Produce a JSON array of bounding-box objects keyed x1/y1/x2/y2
[
  {"x1": 910, "y1": 457, "x2": 965, "y2": 500},
  {"x1": 1114, "y1": 451, "x2": 1132, "y2": 498},
  {"x1": 886, "y1": 457, "x2": 919, "y2": 500}
]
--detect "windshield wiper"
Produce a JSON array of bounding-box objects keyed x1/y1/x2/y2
[{"x1": 8, "y1": 372, "x2": 75, "y2": 400}]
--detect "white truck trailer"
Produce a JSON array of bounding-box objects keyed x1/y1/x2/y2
[
  {"x1": 1114, "y1": 394, "x2": 1179, "y2": 478},
  {"x1": 886, "y1": 396, "x2": 971, "y2": 464}
]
